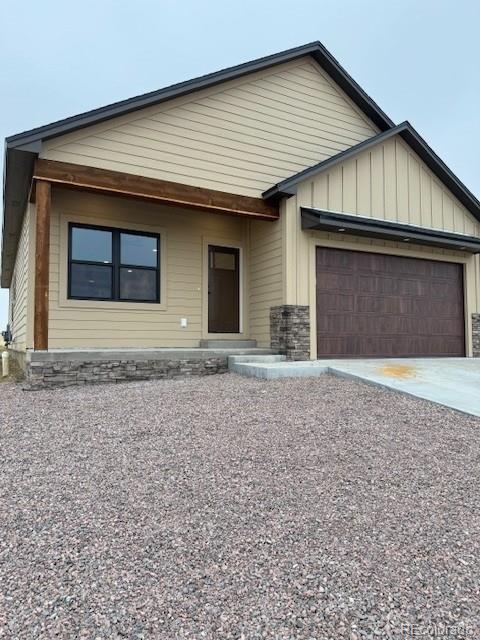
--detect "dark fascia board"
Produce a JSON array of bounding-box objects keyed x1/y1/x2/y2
[
  {"x1": 1, "y1": 147, "x2": 36, "y2": 288},
  {"x1": 301, "y1": 207, "x2": 480, "y2": 253},
  {"x1": 5, "y1": 41, "x2": 393, "y2": 150},
  {"x1": 265, "y1": 122, "x2": 480, "y2": 222},
  {"x1": 2, "y1": 40, "x2": 395, "y2": 288}
]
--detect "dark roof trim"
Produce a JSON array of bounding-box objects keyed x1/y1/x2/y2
[
  {"x1": 1, "y1": 147, "x2": 37, "y2": 288},
  {"x1": 2, "y1": 40, "x2": 395, "y2": 288},
  {"x1": 301, "y1": 208, "x2": 480, "y2": 253},
  {"x1": 6, "y1": 41, "x2": 393, "y2": 150},
  {"x1": 265, "y1": 122, "x2": 480, "y2": 222}
]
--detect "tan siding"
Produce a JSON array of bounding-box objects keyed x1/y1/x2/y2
[
  {"x1": 41, "y1": 58, "x2": 378, "y2": 198},
  {"x1": 48, "y1": 189, "x2": 249, "y2": 349},
  {"x1": 8, "y1": 205, "x2": 32, "y2": 351},
  {"x1": 475, "y1": 254, "x2": 480, "y2": 312},
  {"x1": 306, "y1": 135, "x2": 480, "y2": 236},
  {"x1": 291, "y1": 174, "x2": 480, "y2": 358},
  {"x1": 249, "y1": 218, "x2": 283, "y2": 346}
]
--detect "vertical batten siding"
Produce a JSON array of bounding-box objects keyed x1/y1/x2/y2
[
  {"x1": 48, "y1": 189, "x2": 248, "y2": 349},
  {"x1": 297, "y1": 174, "x2": 475, "y2": 260},
  {"x1": 249, "y1": 218, "x2": 283, "y2": 347},
  {"x1": 475, "y1": 254, "x2": 480, "y2": 312},
  {"x1": 292, "y1": 177, "x2": 480, "y2": 358},
  {"x1": 8, "y1": 205, "x2": 32, "y2": 350},
  {"x1": 306, "y1": 135, "x2": 480, "y2": 237},
  {"x1": 41, "y1": 58, "x2": 378, "y2": 199}
]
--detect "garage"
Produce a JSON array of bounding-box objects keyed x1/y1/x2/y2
[{"x1": 316, "y1": 247, "x2": 465, "y2": 358}]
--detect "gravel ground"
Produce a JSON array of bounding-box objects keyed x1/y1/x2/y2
[{"x1": 0, "y1": 373, "x2": 479, "y2": 640}]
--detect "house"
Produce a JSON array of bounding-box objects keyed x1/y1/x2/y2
[{"x1": 3, "y1": 41, "x2": 480, "y2": 388}]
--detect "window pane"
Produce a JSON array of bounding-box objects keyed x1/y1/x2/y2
[
  {"x1": 214, "y1": 252, "x2": 236, "y2": 270},
  {"x1": 120, "y1": 268, "x2": 157, "y2": 301},
  {"x1": 70, "y1": 264, "x2": 112, "y2": 299},
  {"x1": 121, "y1": 233, "x2": 158, "y2": 267},
  {"x1": 71, "y1": 227, "x2": 112, "y2": 263}
]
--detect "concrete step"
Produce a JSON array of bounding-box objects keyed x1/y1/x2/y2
[
  {"x1": 229, "y1": 354, "x2": 286, "y2": 364},
  {"x1": 228, "y1": 354, "x2": 286, "y2": 372},
  {"x1": 231, "y1": 361, "x2": 329, "y2": 379},
  {"x1": 199, "y1": 339, "x2": 257, "y2": 349}
]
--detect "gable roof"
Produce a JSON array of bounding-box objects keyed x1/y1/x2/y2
[
  {"x1": 262, "y1": 121, "x2": 480, "y2": 221},
  {"x1": 1, "y1": 41, "x2": 395, "y2": 287},
  {"x1": 6, "y1": 41, "x2": 393, "y2": 151}
]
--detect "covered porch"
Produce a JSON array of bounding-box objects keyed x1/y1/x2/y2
[{"x1": 29, "y1": 159, "x2": 281, "y2": 353}]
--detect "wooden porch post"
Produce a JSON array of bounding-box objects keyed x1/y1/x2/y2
[{"x1": 34, "y1": 180, "x2": 51, "y2": 350}]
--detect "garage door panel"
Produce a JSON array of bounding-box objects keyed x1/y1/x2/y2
[
  {"x1": 355, "y1": 315, "x2": 418, "y2": 335},
  {"x1": 316, "y1": 272, "x2": 354, "y2": 291},
  {"x1": 355, "y1": 295, "x2": 405, "y2": 314},
  {"x1": 357, "y1": 275, "x2": 398, "y2": 295},
  {"x1": 317, "y1": 248, "x2": 355, "y2": 270},
  {"x1": 431, "y1": 261, "x2": 462, "y2": 278},
  {"x1": 387, "y1": 258, "x2": 430, "y2": 277},
  {"x1": 356, "y1": 275, "x2": 425, "y2": 296},
  {"x1": 422, "y1": 295, "x2": 464, "y2": 317},
  {"x1": 430, "y1": 280, "x2": 464, "y2": 300},
  {"x1": 316, "y1": 314, "x2": 356, "y2": 333},
  {"x1": 317, "y1": 292, "x2": 354, "y2": 312},
  {"x1": 316, "y1": 247, "x2": 465, "y2": 357},
  {"x1": 354, "y1": 294, "x2": 462, "y2": 318},
  {"x1": 317, "y1": 334, "x2": 465, "y2": 357}
]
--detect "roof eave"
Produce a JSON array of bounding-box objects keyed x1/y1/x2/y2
[
  {"x1": 1, "y1": 147, "x2": 37, "y2": 288},
  {"x1": 301, "y1": 207, "x2": 480, "y2": 253},
  {"x1": 5, "y1": 41, "x2": 393, "y2": 152},
  {"x1": 2, "y1": 40, "x2": 396, "y2": 287}
]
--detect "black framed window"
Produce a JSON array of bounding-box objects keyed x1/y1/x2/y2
[{"x1": 68, "y1": 223, "x2": 160, "y2": 302}]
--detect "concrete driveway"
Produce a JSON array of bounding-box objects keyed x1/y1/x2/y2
[
  {"x1": 231, "y1": 356, "x2": 480, "y2": 417},
  {"x1": 317, "y1": 358, "x2": 480, "y2": 418}
]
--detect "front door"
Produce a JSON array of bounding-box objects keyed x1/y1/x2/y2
[{"x1": 208, "y1": 245, "x2": 240, "y2": 333}]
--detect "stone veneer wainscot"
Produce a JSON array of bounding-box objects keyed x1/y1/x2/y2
[
  {"x1": 24, "y1": 353, "x2": 228, "y2": 389},
  {"x1": 472, "y1": 314, "x2": 480, "y2": 357},
  {"x1": 270, "y1": 305, "x2": 310, "y2": 361}
]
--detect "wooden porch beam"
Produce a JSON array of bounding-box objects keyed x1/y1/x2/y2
[
  {"x1": 34, "y1": 180, "x2": 51, "y2": 350},
  {"x1": 32, "y1": 159, "x2": 279, "y2": 221}
]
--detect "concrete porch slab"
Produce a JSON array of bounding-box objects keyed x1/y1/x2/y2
[
  {"x1": 232, "y1": 357, "x2": 480, "y2": 418},
  {"x1": 27, "y1": 347, "x2": 276, "y2": 363}
]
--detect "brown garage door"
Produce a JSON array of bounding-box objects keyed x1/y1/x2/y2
[{"x1": 316, "y1": 247, "x2": 465, "y2": 357}]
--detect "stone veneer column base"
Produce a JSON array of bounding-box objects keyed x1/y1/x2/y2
[
  {"x1": 472, "y1": 314, "x2": 480, "y2": 357},
  {"x1": 24, "y1": 355, "x2": 228, "y2": 390},
  {"x1": 270, "y1": 305, "x2": 310, "y2": 361}
]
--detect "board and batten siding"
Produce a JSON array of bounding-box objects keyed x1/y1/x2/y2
[
  {"x1": 292, "y1": 133, "x2": 480, "y2": 316},
  {"x1": 40, "y1": 57, "x2": 378, "y2": 199},
  {"x1": 281, "y1": 132, "x2": 480, "y2": 357},
  {"x1": 248, "y1": 218, "x2": 283, "y2": 347},
  {"x1": 8, "y1": 204, "x2": 34, "y2": 351},
  {"x1": 306, "y1": 134, "x2": 480, "y2": 236},
  {"x1": 48, "y1": 189, "x2": 249, "y2": 349}
]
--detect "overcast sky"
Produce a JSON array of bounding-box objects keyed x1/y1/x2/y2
[{"x1": 1, "y1": 0, "x2": 479, "y2": 327}]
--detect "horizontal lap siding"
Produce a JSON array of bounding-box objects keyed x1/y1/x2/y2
[
  {"x1": 8, "y1": 206, "x2": 32, "y2": 350},
  {"x1": 48, "y1": 190, "x2": 247, "y2": 348},
  {"x1": 249, "y1": 219, "x2": 283, "y2": 347},
  {"x1": 41, "y1": 58, "x2": 378, "y2": 198}
]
